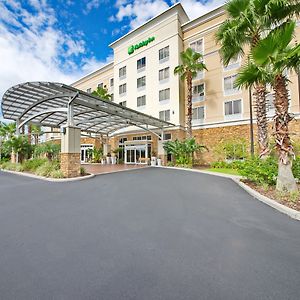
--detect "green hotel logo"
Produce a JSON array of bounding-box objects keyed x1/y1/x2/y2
[{"x1": 128, "y1": 36, "x2": 155, "y2": 55}]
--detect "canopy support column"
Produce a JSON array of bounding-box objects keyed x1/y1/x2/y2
[
  {"x1": 60, "y1": 96, "x2": 81, "y2": 177},
  {"x1": 157, "y1": 129, "x2": 166, "y2": 166},
  {"x1": 12, "y1": 119, "x2": 20, "y2": 164}
]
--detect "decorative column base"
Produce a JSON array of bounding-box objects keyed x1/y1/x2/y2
[{"x1": 60, "y1": 153, "x2": 81, "y2": 178}]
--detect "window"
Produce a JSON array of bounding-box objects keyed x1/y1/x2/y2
[
  {"x1": 137, "y1": 76, "x2": 146, "y2": 89},
  {"x1": 110, "y1": 78, "x2": 114, "y2": 87},
  {"x1": 159, "y1": 67, "x2": 170, "y2": 81},
  {"x1": 159, "y1": 133, "x2": 172, "y2": 140},
  {"x1": 137, "y1": 95, "x2": 146, "y2": 107},
  {"x1": 192, "y1": 83, "x2": 205, "y2": 102},
  {"x1": 190, "y1": 39, "x2": 203, "y2": 54},
  {"x1": 133, "y1": 136, "x2": 151, "y2": 141},
  {"x1": 98, "y1": 83, "x2": 103, "y2": 89},
  {"x1": 137, "y1": 57, "x2": 146, "y2": 70},
  {"x1": 119, "y1": 101, "x2": 127, "y2": 107},
  {"x1": 192, "y1": 106, "x2": 205, "y2": 121},
  {"x1": 119, "y1": 83, "x2": 126, "y2": 95},
  {"x1": 159, "y1": 46, "x2": 169, "y2": 61},
  {"x1": 223, "y1": 56, "x2": 240, "y2": 71},
  {"x1": 225, "y1": 99, "x2": 242, "y2": 119},
  {"x1": 111, "y1": 93, "x2": 114, "y2": 101},
  {"x1": 224, "y1": 74, "x2": 239, "y2": 95},
  {"x1": 159, "y1": 110, "x2": 170, "y2": 121},
  {"x1": 119, "y1": 66, "x2": 126, "y2": 78},
  {"x1": 159, "y1": 88, "x2": 170, "y2": 101},
  {"x1": 86, "y1": 88, "x2": 91, "y2": 93}
]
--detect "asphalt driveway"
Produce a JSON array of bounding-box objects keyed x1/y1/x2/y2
[{"x1": 0, "y1": 168, "x2": 299, "y2": 300}]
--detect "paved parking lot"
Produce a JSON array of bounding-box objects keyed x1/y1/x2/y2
[{"x1": 0, "y1": 168, "x2": 299, "y2": 300}]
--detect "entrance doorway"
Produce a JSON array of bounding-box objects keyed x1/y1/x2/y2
[
  {"x1": 124, "y1": 141, "x2": 151, "y2": 164},
  {"x1": 81, "y1": 144, "x2": 93, "y2": 163}
]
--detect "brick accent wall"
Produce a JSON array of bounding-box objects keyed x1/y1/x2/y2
[{"x1": 60, "y1": 153, "x2": 81, "y2": 178}]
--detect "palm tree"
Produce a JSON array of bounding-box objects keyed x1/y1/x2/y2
[
  {"x1": 92, "y1": 87, "x2": 112, "y2": 101},
  {"x1": 174, "y1": 48, "x2": 207, "y2": 138},
  {"x1": 31, "y1": 125, "x2": 43, "y2": 145},
  {"x1": 237, "y1": 21, "x2": 300, "y2": 192},
  {"x1": 216, "y1": 0, "x2": 300, "y2": 158}
]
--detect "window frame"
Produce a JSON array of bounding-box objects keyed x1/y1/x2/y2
[
  {"x1": 137, "y1": 95, "x2": 146, "y2": 107},
  {"x1": 224, "y1": 99, "x2": 242, "y2": 120},
  {"x1": 119, "y1": 66, "x2": 126, "y2": 79},
  {"x1": 119, "y1": 83, "x2": 127, "y2": 95},
  {"x1": 159, "y1": 46, "x2": 169, "y2": 62},
  {"x1": 223, "y1": 74, "x2": 240, "y2": 96},
  {"x1": 159, "y1": 88, "x2": 170, "y2": 102}
]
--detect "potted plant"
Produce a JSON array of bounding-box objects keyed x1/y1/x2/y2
[
  {"x1": 106, "y1": 153, "x2": 111, "y2": 164},
  {"x1": 151, "y1": 151, "x2": 157, "y2": 166}
]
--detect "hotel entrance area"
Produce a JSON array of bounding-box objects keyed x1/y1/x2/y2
[{"x1": 124, "y1": 140, "x2": 152, "y2": 165}]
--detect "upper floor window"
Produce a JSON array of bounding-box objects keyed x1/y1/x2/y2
[
  {"x1": 119, "y1": 83, "x2": 126, "y2": 95},
  {"x1": 159, "y1": 67, "x2": 170, "y2": 81},
  {"x1": 224, "y1": 74, "x2": 239, "y2": 95},
  {"x1": 192, "y1": 83, "x2": 205, "y2": 102},
  {"x1": 159, "y1": 88, "x2": 170, "y2": 101},
  {"x1": 98, "y1": 83, "x2": 103, "y2": 89},
  {"x1": 159, "y1": 109, "x2": 170, "y2": 122},
  {"x1": 110, "y1": 78, "x2": 114, "y2": 87},
  {"x1": 223, "y1": 56, "x2": 240, "y2": 71},
  {"x1": 133, "y1": 135, "x2": 151, "y2": 141},
  {"x1": 111, "y1": 93, "x2": 114, "y2": 101},
  {"x1": 119, "y1": 101, "x2": 127, "y2": 107},
  {"x1": 137, "y1": 76, "x2": 146, "y2": 89},
  {"x1": 192, "y1": 106, "x2": 205, "y2": 121},
  {"x1": 137, "y1": 57, "x2": 146, "y2": 70},
  {"x1": 137, "y1": 95, "x2": 146, "y2": 107},
  {"x1": 190, "y1": 39, "x2": 203, "y2": 54},
  {"x1": 86, "y1": 88, "x2": 91, "y2": 93},
  {"x1": 224, "y1": 99, "x2": 242, "y2": 119},
  {"x1": 119, "y1": 66, "x2": 126, "y2": 79},
  {"x1": 159, "y1": 46, "x2": 169, "y2": 61}
]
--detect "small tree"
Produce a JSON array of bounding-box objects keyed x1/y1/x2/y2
[
  {"x1": 92, "y1": 87, "x2": 112, "y2": 101},
  {"x1": 174, "y1": 48, "x2": 207, "y2": 138}
]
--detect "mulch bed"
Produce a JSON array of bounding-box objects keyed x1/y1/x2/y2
[{"x1": 243, "y1": 180, "x2": 300, "y2": 212}]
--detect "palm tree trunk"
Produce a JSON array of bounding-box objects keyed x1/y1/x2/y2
[
  {"x1": 253, "y1": 84, "x2": 269, "y2": 158},
  {"x1": 273, "y1": 74, "x2": 297, "y2": 192},
  {"x1": 186, "y1": 73, "x2": 193, "y2": 138}
]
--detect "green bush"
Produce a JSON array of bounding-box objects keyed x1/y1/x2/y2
[
  {"x1": 22, "y1": 158, "x2": 48, "y2": 172},
  {"x1": 211, "y1": 160, "x2": 244, "y2": 170},
  {"x1": 0, "y1": 162, "x2": 22, "y2": 171},
  {"x1": 35, "y1": 160, "x2": 60, "y2": 177},
  {"x1": 239, "y1": 157, "x2": 278, "y2": 186},
  {"x1": 49, "y1": 169, "x2": 64, "y2": 178},
  {"x1": 292, "y1": 157, "x2": 300, "y2": 180},
  {"x1": 214, "y1": 138, "x2": 248, "y2": 161},
  {"x1": 80, "y1": 167, "x2": 86, "y2": 176},
  {"x1": 163, "y1": 138, "x2": 206, "y2": 166}
]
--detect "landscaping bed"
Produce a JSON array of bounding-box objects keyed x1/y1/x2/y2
[{"x1": 243, "y1": 180, "x2": 300, "y2": 212}]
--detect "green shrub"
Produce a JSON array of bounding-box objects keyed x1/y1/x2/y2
[
  {"x1": 292, "y1": 157, "x2": 300, "y2": 180},
  {"x1": 49, "y1": 169, "x2": 64, "y2": 178},
  {"x1": 0, "y1": 162, "x2": 22, "y2": 171},
  {"x1": 80, "y1": 167, "x2": 86, "y2": 176},
  {"x1": 22, "y1": 158, "x2": 48, "y2": 172},
  {"x1": 239, "y1": 156, "x2": 278, "y2": 186},
  {"x1": 211, "y1": 160, "x2": 244, "y2": 170},
  {"x1": 214, "y1": 138, "x2": 248, "y2": 161},
  {"x1": 35, "y1": 160, "x2": 60, "y2": 177}
]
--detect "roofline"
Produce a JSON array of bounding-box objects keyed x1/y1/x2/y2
[
  {"x1": 181, "y1": 4, "x2": 225, "y2": 32},
  {"x1": 109, "y1": 2, "x2": 189, "y2": 48},
  {"x1": 71, "y1": 61, "x2": 114, "y2": 86}
]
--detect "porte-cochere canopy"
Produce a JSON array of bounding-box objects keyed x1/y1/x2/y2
[{"x1": 1, "y1": 82, "x2": 173, "y2": 134}]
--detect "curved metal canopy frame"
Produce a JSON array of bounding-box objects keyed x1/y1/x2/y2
[{"x1": 1, "y1": 82, "x2": 174, "y2": 136}]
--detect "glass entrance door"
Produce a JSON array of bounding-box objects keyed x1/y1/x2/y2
[{"x1": 125, "y1": 144, "x2": 148, "y2": 164}]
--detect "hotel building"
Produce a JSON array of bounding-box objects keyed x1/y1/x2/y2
[{"x1": 61, "y1": 3, "x2": 300, "y2": 164}]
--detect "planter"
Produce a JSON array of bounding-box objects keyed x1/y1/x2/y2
[
  {"x1": 106, "y1": 157, "x2": 111, "y2": 164},
  {"x1": 101, "y1": 158, "x2": 106, "y2": 165},
  {"x1": 111, "y1": 156, "x2": 117, "y2": 165},
  {"x1": 151, "y1": 157, "x2": 157, "y2": 166},
  {"x1": 157, "y1": 158, "x2": 162, "y2": 166}
]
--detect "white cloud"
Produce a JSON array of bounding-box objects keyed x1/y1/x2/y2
[
  {"x1": 111, "y1": 0, "x2": 225, "y2": 30},
  {"x1": 84, "y1": 0, "x2": 100, "y2": 15},
  {"x1": 0, "y1": 0, "x2": 109, "y2": 111}
]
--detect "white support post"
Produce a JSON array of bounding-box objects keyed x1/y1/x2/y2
[{"x1": 15, "y1": 119, "x2": 20, "y2": 163}]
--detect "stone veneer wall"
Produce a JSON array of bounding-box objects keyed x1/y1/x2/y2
[
  {"x1": 193, "y1": 119, "x2": 300, "y2": 165},
  {"x1": 60, "y1": 153, "x2": 81, "y2": 178}
]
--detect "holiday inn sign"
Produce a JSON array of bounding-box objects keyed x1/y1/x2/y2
[{"x1": 128, "y1": 37, "x2": 155, "y2": 55}]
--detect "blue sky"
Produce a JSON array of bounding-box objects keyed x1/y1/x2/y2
[{"x1": 0, "y1": 0, "x2": 224, "y2": 121}]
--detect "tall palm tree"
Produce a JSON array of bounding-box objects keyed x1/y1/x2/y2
[
  {"x1": 92, "y1": 87, "x2": 112, "y2": 101},
  {"x1": 236, "y1": 21, "x2": 300, "y2": 192},
  {"x1": 174, "y1": 48, "x2": 207, "y2": 138},
  {"x1": 216, "y1": 0, "x2": 300, "y2": 158}
]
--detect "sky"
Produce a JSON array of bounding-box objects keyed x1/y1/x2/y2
[{"x1": 0, "y1": 0, "x2": 225, "y2": 121}]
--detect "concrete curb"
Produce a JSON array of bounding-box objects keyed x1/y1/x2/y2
[
  {"x1": 233, "y1": 178, "x2": 300, "y2": 221},
  {"x1": 0, "y1": 169, "x2": 95, "y2": 182},
  {"x1": 157, "y1": 166, "x2": 300, "y2": 221}
]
